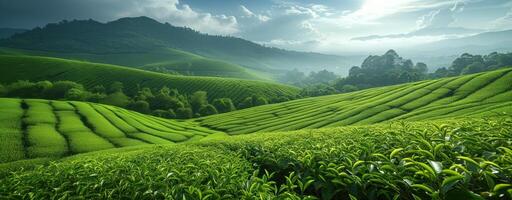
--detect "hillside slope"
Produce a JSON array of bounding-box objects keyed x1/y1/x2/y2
[
  {"x1": 0, "y1": 47, "x2": 265, "y2": 80},
  {"x1": 199, "y1": 68, "x2": 512, "y2": 134},
  {"x1": 0, "y1": 55, "x2": 300, "y2": 103},
  {"x1": 0, "y1": 17, "x2": 351, "y2": 74},
  {"x1": 0, "y1": 98, "x2": 223, "y2": 163}
]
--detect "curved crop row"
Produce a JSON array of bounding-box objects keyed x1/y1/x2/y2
[
  {"x1": 0, "y1": 55, "x2": 300, "y2": 103},
  {"x1": 0, "y1": 98, "x2": 222, "y2": 163},
  {"x1": 199, "y1": 68, "x2": 512, "y2": 134}
]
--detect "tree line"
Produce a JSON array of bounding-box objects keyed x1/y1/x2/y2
[
  {"x1": 280, "y1": 50, "x2": 512, "y2": 97},
  {"x1": 0, "y1": 80, "x2": 272, "y2": 119}
]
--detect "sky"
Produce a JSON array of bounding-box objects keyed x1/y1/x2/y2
[{"x1": 0, "y1": 0, "x2": 511, "y2": 54}]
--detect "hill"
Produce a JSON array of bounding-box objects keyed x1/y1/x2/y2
[
  {"x1": 198, "y1": 68, "x2": 512, "y2": 134},
  {"x1": 0, "y1": 17, "x2": 351, "y2": 75},
  {"x1": 0, "y1": 98, "x2": 224, "y2": 164},
  {"x1": 1, "y1": 117, "x2": 511, "y2": 199},
  {"x1": 0, "y1": 55, "x2": 300, "y2": 103},
  {"x1": 0, "y1": 47, "x2": 265, "y2": 80}
]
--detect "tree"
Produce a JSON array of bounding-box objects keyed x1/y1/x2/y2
[
  {"x1": 91, "y1": 85, "x2": 106, "y2": 94},
  {"x1": 0, "y1": 83, "x2": 5, "y2": 97},
  {"x1": 108, "y1": 81, "x2": 124, "y2": 94},
  {"x1": 212, "y1": 98, "x2": 236, "y2": 113},
  {"x1": 199, "y1": 104, "x2": 218, "y2": 116},
  {"x1": 6, "y1": 80, "x2": 37, "y2": 98},
  {"x1": 152, "y1": 109, "x2": 176, "y2": 119},
  {"x1": 238, "y1": 96, "x2": 253, "y2": 109},
  {"x1": 65, "y1": 88, "x2": 88, "y2": 101},
  {"x1": 45, "y1": 81, "x2": 84, "y2": 99},
  {"x1": 461, "y1": 62, "x2": 484, "y2": 75},
  {"x1": 190, "y1": 91, "x2": 208, "y2": 113},
  {"x1": 128, "y1": 100, "x2": 151, "y2": 114},
  {"x1": 252, "y1": 95, "x2": 268, "y2": 106},
  {"x1": 100, "y1": 91, "x2": 130, "y2": 107},
  {"x1": 340, "y1": 85, "x2": 358, "y2": 93},
  {"x1": 176, "y1": 107, "x2": 193, "y2": 119}
]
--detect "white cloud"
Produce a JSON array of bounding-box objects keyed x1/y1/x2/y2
[
  {"x1": 240, "y1": 5, "x2": 270, "y2": 22},
  {"x1": 492, "y1": 8, "x2": 512, "y2": 30},
  {"x1": 339, "y1": 0, "x2": 466, "y2": 26},
  {"x1": 126, "y1": 0, "x2": 239, "y2": 35}
]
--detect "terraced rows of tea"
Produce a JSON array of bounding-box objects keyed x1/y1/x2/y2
[
  {"x1": 199, "y1": 68, "x2": 512, "y2": 134},
  {"x1": 0, "y1": 98, "x2": 222, "y2": 163},
  {"x1": 0, "y1": 55, "x2": 299, "y2": 102}
]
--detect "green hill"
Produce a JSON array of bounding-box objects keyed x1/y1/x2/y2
[
  {"x1": 0, "y1": 98, "x2": 224, "y2": 163},
  {"x1": 0, "y1": 47, "x2": 265, "y2": 80},
  {"x1": 198, "y1": 68, "x2": 512, "y2": 134},
  {"x1": 0, "y1": 55, "x2": 300, "y2": 103}
]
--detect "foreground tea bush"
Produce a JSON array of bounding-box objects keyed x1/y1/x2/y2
[{"x1": 1, "y1": 117, "x2": 511, "y2": 199}]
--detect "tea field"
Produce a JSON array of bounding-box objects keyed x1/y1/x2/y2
[
  {"x1": 1, "y1": 117, "x2": 511, "y2": 199},
  {"x1": 198, "y1": 68, "x2": 512, "y2": 134},
  {"x1": 0, "y1": 98, "x2": 223, "y2": 164},
  {"x1": 0, "y1": 55, "x2": 300, "y2": 103}
]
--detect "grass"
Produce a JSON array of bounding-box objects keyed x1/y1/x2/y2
[
  {"x1": 0, "y1": 117, "x2": 510, "y2": 199},
  {"x1": 0, "y1": 98, "x2": 219, "y2": 163},
  {"x1": 0, "y1": 98, "x2": 25, "y2": 163},
  {"x1": 198, "y1": 68, "x2": 512, "y2": 134},
  {"x1": 0, "y1": 55, "x2": 300, "y2": 103}
]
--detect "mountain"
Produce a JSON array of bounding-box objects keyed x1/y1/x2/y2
[
  {"x1": 0, "y1": 28, "x2": 27, "y2": 39},
  {"x1": 0, "y1": 17, "x2": 350, "y2": 76},
  {"x1": 416, "y1": 29, "x2": 512, "y2": 55},
  {"x1": 351, "y1": 27, "x2": 481, "y2": 41}
]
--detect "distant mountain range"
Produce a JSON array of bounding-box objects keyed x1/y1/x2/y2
[
  {"x1": 0, "y1": 17, "x2": 352, "y2": 76},
  {"x1": 0, "y1": 28, "x2": 27, "y2": 39}
]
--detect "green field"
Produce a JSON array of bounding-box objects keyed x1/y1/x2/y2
[
  {"x1": 198, "y1": 68, "x2": 512, "y2": 134},
  {"x1": 1, "y1": 117, "x2": 511, "y2": 199},
  {"x1": 0, "y1": 68, "x2": 511, "y2": 199},
  {"x1": 0, "y1": 55, "x2": 300, "y2": 103},
  {"x1": 0, "y1": 47, "x2": 267, "y2": 80},
  {"x1": 0, "y1": 98, "x2": 223, "y2": 163}
]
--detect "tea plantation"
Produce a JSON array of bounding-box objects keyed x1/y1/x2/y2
[
  {"x1": 0, "y1": 117, "x2": 511, "y2": 199},
  {"x1": 0, "y1": 55, "x2": 300, "y2": 103},
  {"x1": 0, "y1": 98, "x2": 223, "y2": 164},
  {"x1": 199, "y1": 68, "x2": 512, "y2": 134}
]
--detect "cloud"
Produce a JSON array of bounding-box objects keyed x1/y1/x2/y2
[
  {"x1": 492, "y1": 8, "x2": 512, "y2": 30},
  {"x1": 239, "y1": 5, "x2": 270, "y2": 22},
  {"x1": 339, "y1": 0, "x2": 465, "y2": 26},
  {"x1": 126, "y1": 0, "x2": 238, "y2": 34}
]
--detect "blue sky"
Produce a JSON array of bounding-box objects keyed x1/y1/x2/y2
[{"x1": 1, "y1": 0, "x2": 511, "y2": 54}]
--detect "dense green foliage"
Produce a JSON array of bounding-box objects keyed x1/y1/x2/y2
[
  {"x1": 433, "y1": 52, "x2": 512, "y2": 78},
  {"x1": 1, "y1": 118, "x2": 511, "y2": 199},
  {"x1": 1, "y1": 79, "x2": 252, "y2": 118},
  {"x1": 199, "y1": 68, "x2": 512, "y2": 134},
  {"x1": 0, "y1": 98, "x2": 224, "y2": 163},
  {"x1": 0, "y1": 55, "x2": 300, "y2": 104}
]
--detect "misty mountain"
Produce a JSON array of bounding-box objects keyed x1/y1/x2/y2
[
  {"x1": 351, "y1": 27, "x2": 481, "y2": 41},
  {"x1": 0, "y1": 16, "x2": 351, "y2": 74},
  {"x1": 0, "y1": 28, "x2": 27, "y2": 39},
  {"x1": 417, "y1": 29, "x2": 512, "y2": 54}
]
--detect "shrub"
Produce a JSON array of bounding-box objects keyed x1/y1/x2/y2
[
  {"x1": 0, "y1": 83, "x2": 5, "y2": 97},
  {"x1": 199, "y1": 104, "x2": 218, "y2": 116},
  {"x1": 100, "y1": 91, "x2": 130, "y2": 107},
  {"x1": 128, "y1": 100, "x2": 151, "y2": 114},
  {"x1": 45, "y1": 81, "x2": 84, "y2": 99},
  {"x1": 176, "y1": 107, "x2": 193, "y2": 119},
  {"x1": 212, "y1": 98, "x2": 236, "y2": 113}
]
